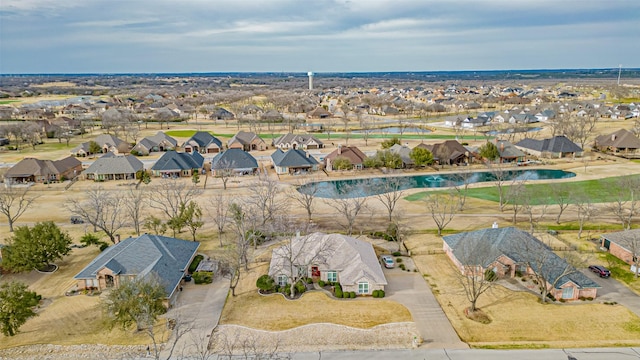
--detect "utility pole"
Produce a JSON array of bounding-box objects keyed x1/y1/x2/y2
[{"x1": 617, "y1": 64, "x2": 622, "y2": 86}]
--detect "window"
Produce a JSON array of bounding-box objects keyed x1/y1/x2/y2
[
  {"x1": 562, "y1": 287, "x2": 574, "y2": 299},
  {"x1": 297, "y1": 266, "x2": 307, "y2": 277},
  {"x1": 277, "y1": 275, "x2": 288, "y2": 287},
  {"x1": 327, "y1": 271, "x2": 337, "y2": 283},
  {"x1": 358, "y1": 282, "x2": 369, "y2": 294}
]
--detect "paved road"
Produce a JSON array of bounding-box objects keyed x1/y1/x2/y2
[
  {"x1": 383, "y1": 260, "x2": 468, "y2": 349},
  {"x1": 291, "y1": 347, "x2": 640, "y2": 360},
  {"x1": 581, "y1": 269, "x2": 640, "y2": 317},
  {"x1": 159, "y1": 276, "x2": 230, "y2": 359}
]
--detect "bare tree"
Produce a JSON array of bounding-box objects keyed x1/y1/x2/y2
[
  {"x1": 270, "y1": 232, "x2": 334, "y2": 298},
  {"x1": 246, "y1": 174, "x2": 287, "y2": 227},
  {"x1": 211, "y1": 158, "x2": 238, "y2": 191},
  {"x1": 371, "y1": 177, "x2": 407, "y2": 223},
  {"x1": 609, "y1": 176, "x2": 640, "y2": 230},
  {"x1": 520, "y1": 189, "x2": 549, "y2": 234},
  {"x1": 148, "y1": 179, "x2": 201, "y2": 222},
  {"x1": 323, "y1": 183, "x2": 368, "y2": 236},
  {"x1": 486, "y1": 161, "x2": 512, "y2": 212},
  {"x1": 506, "y1": 178, "x2": 528, "y2": 225},
  {"x1": 66, "y1": 186, "x2": 126, "y2": 243},
  {"x1": 564, "y1": 115, "x2": 597, "y2": 150},
  {"x1": 575, "y1": 194, "x2": 596, "y2": 239},
  {"x1": 123, "y1": 187, "x2": 147, "y2": 236},
  {"x1": 0, "y1": 184, "x2": 37, "y2": 232},
  {"x1": 424, "y1": 191, "x2": 460, "y2": 236},
  {"x1": 211, "y1": 327, "x2": 290, "y2": 360},
  {"x1": 451, "y1": 169, "x2": 474, "y2": 211},
  {"x1": 549, "y1": 183, "x2": 572, "y2": 224},
  {"x1": 451, "y1": 239, "x2": 499, "y2": 314},
  {"x1": 210, "y1": 194, "x2": 229, "y2": 247},
  {"x1": 288, "y1": 179, "x2": 320, "y2": 223}
]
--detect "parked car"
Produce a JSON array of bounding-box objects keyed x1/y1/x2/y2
[
  {"x1": 380, "y1": 255, "x2": 395, "y2": 269},
  {"x1": 70, "y1": 216, "x2": 85, "y2": 224},
  {"x1": 589, "y1": 265, "x2": 611, "y2": 278}
]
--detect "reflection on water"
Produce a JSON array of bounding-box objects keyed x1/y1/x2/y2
[{"x1": 298, "y1": 169, "x2": 575, "y2": 199}]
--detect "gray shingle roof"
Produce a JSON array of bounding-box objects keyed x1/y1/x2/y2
[
  {"x1": 595, "y1": 129, "x2": 640, "y2": 150},
  {"x1": 211, "y1": 148, "x2": 258, "y2": 170},
  {"x1": 443, "y1": 227, "x2": 599, "y2": 289},
  {"x1": 74, "y1": 234, "x2": 199, "y2": 297},
  {"x1": 516, "y1": 136, "x2": 582, "y2": 153},
  {"x1": 601, "y1": 229, "x2": 640, "y2": 253},
  {"x1": 272, "y1": 133, "x2": 323, "y2": 148},
  {"x1": 271, "y1": 148, "x2": 318, "y2": 167},
  {"x1": 83, "y1": 154, "x2": 144, "y2": 175},
  {"x1": 183, "y1": 131, "x2": 222, "y2": 148},
  {"x1": 151, "y1": 151, "x2": 204, "y2": 171}
]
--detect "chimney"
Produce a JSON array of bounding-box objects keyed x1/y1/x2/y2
[
  {"x1": 306, "y1": 151, "x2": 310, "y2": 158},
  {"x1": 115, "y1": 234, "x2": 120, "y2": 243},
  {"x1": 612, "y1": 134, "x2": 616, "y2": 141},
  {"x1": 492, "y1": 221, "x2": 499, "y2": 229},
  {"x1": 500, "y1": 142, "x2": 504, "y2": 151},
  {"x1": 338, "y1": 144, "x2": 342, "y2": 155}
]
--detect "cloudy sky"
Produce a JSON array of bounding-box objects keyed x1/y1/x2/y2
[{"x1": 1, "y1": 0, "x2": 639, "y2": 74}]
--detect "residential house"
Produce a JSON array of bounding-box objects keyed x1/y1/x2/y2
[
  {"x1": 209, "y1": 107, "x2": 235, "y2": 120},
  {"x1": 4, "y1": 156, "x2": 82, "y2": 184},
  {"x1": 151, "y1": 151, "x2": 204, "y2": 178},
  {"x1": 494, "y1": 139, "x2": 526, "y2": 163},
  {"x1": 307, "y1": 107, "x2": 332, "y2": 119},
  {"x1": 535, "y1": 109, "x2": 556, "y2": 122},
  {"x1": 211, "y1": 148, "x2": 259, "y2": 176},
  {"x1": 270, "y1": 148, "x2": 319, "y2": 175},
  {"x1": 83, "y1": 153, "x2": 144, "y2": 181},
  {"x1": 515, "y1": 135, "x2": 582, "y2": 158},
  {"x1": 272, "y1": 133, "x2": 324, "y2": 150},
  {"x1": 594, "y1": 129, "x2": 640, "y2": 155},
  {"x1": 71, "y1": 134, "x2": 130, "y2": 156},
  {"x1": 600, "y1": 230, "x2": 639, "y2": 272},
  {"x1": 324, "y1": 145, "x2": 367, "y2": 171},
  {"x1": 443, "y1": 227, "x2": 600, "y2": 301},
  {"x1": 131, "y1": 131, "x2": 177, "y2": 155},
  {"x1": 509, "y1": 113, "x2": 539, "y2": 124},
  {"x1": 461, "y1": 117, "x2": 489, "y2": 129},
  {"x1": 389, "y1": 144, "x2": 414, "y2": 168},
  {"x1": 74, "y1": 234, "x2": 199, "y2": 307},
  {"x1": 182, "y1": 131, "x2": 223, "y2": 154},
  {"x1": 268, "y1": 232, "x2": 387, "y2": 295},
  {"x1": 417, "y1": 140, "x2": 469, "y2": 166},
  {"x1": 227, "y1": 131, "x2": 267, "y2": 151}
]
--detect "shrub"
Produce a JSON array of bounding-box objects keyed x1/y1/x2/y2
[
  {"x1": 484, "y1": 269, "x2": 497, "y2": 281},
  {"x1": 335, "y1": 287, "x2": 343, "y2": 298},
  {"x1": 396, "y1": 258, "x2": 403, "y2": 263},
  {"x1": 306, "y1": 277, "x2": 313, "y2": 284},
  {"x1": 188, "y1": 255, "x2": 204, "y2": 273},
  {"x1": 350, "y1": 291, "x2": 356, "y2": 298},
  {"x1": 256, "y1": 274, "x2": 275, "y2": 292},
  {"x1": 399, "y1": 264, "x2": 406, "y2": 270},
  {"x1": 192, "y1": 271, "x2": 213, "y2": 284},
  {"x1": 295, "y1": 281, "x2": 307, "y2": 294},
  {"x1": 379, "y1": 290, "x2": 385, "y2": 298},
  {"x1": 318, "y1": 280, "x2": 325, "y2": 287},
  {"x1": 392, "y1": 251, "x2": 402, "y2": 257}
]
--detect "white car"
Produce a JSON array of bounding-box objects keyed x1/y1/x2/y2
[{"x1": 380, "y1": 255, "x2": 395, "y2": 269}]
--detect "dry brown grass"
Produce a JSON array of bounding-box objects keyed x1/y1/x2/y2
[
  {"x1": 220, "y1": 291, "x2": 412, "y2": 331},
  {"x1": 408, "y1": 232, "x2": 640, "y2": 348}
]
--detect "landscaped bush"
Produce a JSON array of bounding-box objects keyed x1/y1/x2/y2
[
  {"x1": 379, "y1": 290, "x2": 385, "y2": 298},
  {"x1": 349, "y1": 291, "x2": 356, "y2": 298},
  {"x1": 392, "y1": 251, "x2": 401, "y2": 257},
  {"x1": 192, "y1": 271, "x2": 213, "y2": 284},
  {"x1": 295, "y1": 281, "x2": 307, "y2": 294},
  {"x1": 306, "y1": 277, "x2": 313, "y2": 284},
  {"x1": 318, "y1": 280, "x2": 325, "y2": 287},
  {"x1": 372, "y1": 290, "x2": 380, "y2": 298},
  {"x1": 396, "y1": 258, "x2": 403, "y2": 263},
  {"x1": 399, "y1": 264, "x2": 406, "y2": 270},
  {"x1": 334, "y1": 285, "x2": 343, "y2": 298},
  {"x1": 256, "y1": 274, "x2": 275, "y2": 292},
  {"x1": 188, "y1": 255, "x2": 204, "y2": 273}
]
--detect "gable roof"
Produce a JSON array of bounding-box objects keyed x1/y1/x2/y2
[
  {"x1": 5, "y1": 156, "x2": 81, "y2": 179},
  {"x1": 211, "y1": 148, "x2": 258, "y2": 170},
  {"x1": 494, "y1": 139, "x2": 525, "y2": 159},
  {"x1": 227, "y1": 131, "x2": 264, "y2": 147},
  {"x1": 443, "y1": 227, "x2": 598, "y2": 289},
  {"x1": 146, "y1": 131, "x2": 178, "y2": 147},
  {"x1": 595, "y1": 129, "x2": 640, "y2": 149},
  {"x1": 389, "y1": 144, "x2": 414, "y2": 165},
  {"x1": 273, "y1": 133, "x2": 323, "y2": 147},
  {"x1": 601, "y1": 229, "x2": 640, "y2": 254},
  {"x1": 268, "y1": 232, "x2": 387, "y2": 286},
  {"x1": 271, "y1": 148, "x2": 318, "y2": 167},
  {"x1": 94, "y1": 134, "x2": 126, "y2": 148},
  {"x1": 83, "y1": 154, "x2": 144, "y2": 175},
  {"x1": 516, "y1": 135, "x2": 582, "y2": 153},
  {"x1": 151, "y1": 151, "x2": 204, "y2": 171},
  {"x1": 183, "y1": 131, "x2": 222, "y2": 148},
  {"x1": 324, "y1": 145, "x2": 367, "y2": 165},
  {"x1": 74, "y1": 234, "x2": 199, "y2": 297}
]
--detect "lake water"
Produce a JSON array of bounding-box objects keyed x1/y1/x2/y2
[
  {"x1": 298, "y1": 169, "x2": 576, "y2": 198},
  {"x1": 351, "y1": 127, "x2": 432, "y2": 134}
]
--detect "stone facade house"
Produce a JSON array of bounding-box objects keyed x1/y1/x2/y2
[
  {"x1": 268, "y1": 232, "x2": 387, "y2": 295},
  {"x1": 132, "y1": 131, "x2": 177, "y2": 156},
  {"x1": 594, "y1": 129, "x2": 640, "y2": 155},
  {"x1": 182, "y1": 131, "x2": 223, "y2": 154},
  {"x1": 272, "y1": 133, "x2": 324, "y2": 150},
  {"x1": 515, "y1": 135, "x2": 582, "y2": 158},
  {"x1": 227, "y1": 131, "x2": 267, "y2": 151},
  {"x1": 151, "y1": 151, "x2": 204, "y2": 178},
  {"x1": 4, "y1": 156, "x2": 82, "y2": 184},
  {"x1": 83, "y1": 153, "x2": 144, "y2": 181}
]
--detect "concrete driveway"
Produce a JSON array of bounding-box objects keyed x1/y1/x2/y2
[
  {"x1": 383, "y1": 258, "x2": 468, "y2": 349},
  {"x1": 581, "y1": 268, "x2": 640, "y2": 317},
  {"x1": 160, "y1": 276, "x2": 230, "y2": 358}
]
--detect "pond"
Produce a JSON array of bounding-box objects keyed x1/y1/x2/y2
[
  {"x1": 298, "y1": 169, "x2": 576, "y2": 199},
  {"x1": 351, "y1": 127, "x2": 432, "y2": 134}
]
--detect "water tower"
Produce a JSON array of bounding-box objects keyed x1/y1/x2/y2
[{"x1": 307, "y1": 71, "x2": 314, "y2": 90}]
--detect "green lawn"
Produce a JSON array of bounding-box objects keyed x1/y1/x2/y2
[
  {"x1": 0, "y1": 100, "x2": 19, "y2": 105},
  {"x1": 406, "y1": 174, "x2": 640, "y2": 204}
]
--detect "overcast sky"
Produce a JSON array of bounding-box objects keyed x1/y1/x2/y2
[{"x1": 1, "y1": 0, "x2": 639, "y2": 74}]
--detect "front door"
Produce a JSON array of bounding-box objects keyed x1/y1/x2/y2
[{"x1": 311, "y1": 266, "x2": 320, "y2": 277}]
